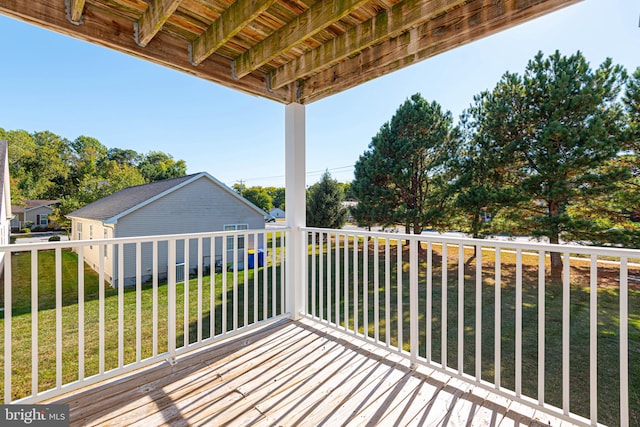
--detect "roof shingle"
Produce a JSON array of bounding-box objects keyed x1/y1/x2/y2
[{"x1": 67, "y1": 174, "x2": 198, "y2": 221}]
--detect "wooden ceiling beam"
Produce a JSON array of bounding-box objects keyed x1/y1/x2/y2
[
  {"x1": 135, "y1": 0, "x2": 184, "y2": 47},
  {"x1": 190, "y1": 0, "x2": 278, "y2": 66},
  {"x1": 270, "y1": 0, "x2": 468, "y2": 89},
  {"x1": 66, "y1": 0, "x2": 86, "y2": 24},
  {"x1": 298, "y1": 0, "x2": 580, "y2": 103},
  {"x1": 233, "y1": 0, "x2": 372, "y2": 79},
  {"x1": 0, "y1": 0, "x2": 293, "y2": 103}
]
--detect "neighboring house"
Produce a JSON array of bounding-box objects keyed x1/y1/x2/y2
[
  {"x1": 0, "y1": 141, "x2": 11, "y2": 272},
  {"x1": 67, "y1": 172, "x2": 265, "y2": 287},
  {"x1": 10, "y1": 200, "x2": 59, "y2": 231},
  {"x1": 269, "y1": 208, "x2": 285, "y2": 219}
]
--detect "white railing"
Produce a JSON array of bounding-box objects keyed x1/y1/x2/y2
[
  {"x1": 1, "y1": 228, "x2": 288, "y2": 403},
  {"x1": 302, "y1": 227, "x2": 639, "y2": 427}
]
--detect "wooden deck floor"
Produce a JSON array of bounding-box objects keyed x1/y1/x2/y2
[{"x1": 46, "y1": 319, "x2": 580, "y2": 426}]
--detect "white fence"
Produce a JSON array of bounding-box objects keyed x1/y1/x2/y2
[
  {"x1": 303, "y1": 227, "x2": 639, "y2": 427},
  {"x1": 1, "y1": 228, "x2": 287, "y2": 403},
  {"x1": 2, "y1": 225, "x2": 637, "y2": 426}
]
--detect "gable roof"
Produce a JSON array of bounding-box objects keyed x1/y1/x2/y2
[
  {"x1": 11, "y1": 200, "x2": 59, "y2": 213},
  {"x1": 67, "y1": 172, "x2": 265, "y2": 224}
]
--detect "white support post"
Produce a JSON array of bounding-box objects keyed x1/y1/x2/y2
[{"x1": 285, "y1": 102, "x2": 306, "y2": 320}]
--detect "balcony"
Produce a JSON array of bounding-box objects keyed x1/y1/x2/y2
[{"x1": 1, "y1": 227, "x2": 637, "y2": 426}]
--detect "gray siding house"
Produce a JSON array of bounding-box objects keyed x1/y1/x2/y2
[
  {"x1": 269, "y1": 207, "x2": 285, "y2": 219},
  {"x1": 67, "y1": 172, "x2": 265, "y2": 286}
]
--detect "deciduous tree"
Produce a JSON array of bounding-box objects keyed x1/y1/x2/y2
[
  {"x1": 234, "y1": 185, "x2": 273, "y2": 212},
  {"x1": 138, "y1": 151, "x2": 187, "y2": 182}
]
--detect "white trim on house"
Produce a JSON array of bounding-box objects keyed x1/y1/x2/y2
[{"x1": 223, "y1": 223, "x2": 249, "y2": 252}]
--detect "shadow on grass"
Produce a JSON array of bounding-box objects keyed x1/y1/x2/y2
[{"x1": 306, "y1": 236, "x2": 640, "y2": 426}]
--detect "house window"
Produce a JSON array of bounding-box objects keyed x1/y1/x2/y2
[
  {"x1": 40, "y1": 215, "x2": 48, "y2": 226},
  {"x1": 223, "y1": 224, "x2": 248, "y2": 252},
  {"x1": 77, "y1": 222, "x2": 82, "y2": 240}
]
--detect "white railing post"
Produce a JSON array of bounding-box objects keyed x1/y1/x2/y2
[
  {"x1": 515, "y1": 248, "x2": 522, "y2": 397},
  {"x1": 77, "y1": 246, "x2": 85, "y2": 382},
  {"x1": 409, "y1": 238, "x2": 418, "y2": 368},
  {"x1": 4, "y1": 247, "x2": 11, "y2": 403},
  {"x1": 475, "y1": 244, "x2": 482, "y2": 381},
  {"x1": 441, "y1": 243, "x2": 448, "y2": 370},
  {"x1": 562, "y1": 252, "x2": 570, "y2": 415},
  {"x1": 620, "y1": 257, "x2": 629, "y2": 427},
  {"x1": 167, "y1": 239, "x2": 177, "y2": 364},
  {"x1": 55, "y1": 247, "x2": 62, "y2": 389},
  {"x1": 538, "y1": 250, "x2": 545, "y2": 406},
  {"x1": 31, "y1": 249, "x2": 39, "y2": 395},
  {"x1": 589, "y1": 253, "x2": 597, "y2": 425},
  {"x1": 285, "y1": 102, "x2": 305, "y2": 320},
  {"x1": 99, "y1": 244, "x2": 105, "y2": 375}
]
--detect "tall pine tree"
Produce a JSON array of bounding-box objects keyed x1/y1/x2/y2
[
  {"x1": 469, "y1": 51, "x2": 628, "y2": 273},
  {"x1": 352, "y1": 94, "x2": 457, "y2": 234},
  {"x1": 306, "y1": 171, "x2": 347, "y2": 229}
]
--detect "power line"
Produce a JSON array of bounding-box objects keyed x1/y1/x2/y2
[{"x1": 234, "y1": 164, "x2": 354, "y2": 184}]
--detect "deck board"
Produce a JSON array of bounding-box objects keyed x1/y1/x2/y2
[{"x1": 45, "y1": 318, "x2": 584, "y2": 426}]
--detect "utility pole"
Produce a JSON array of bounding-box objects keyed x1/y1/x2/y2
[{"x1": 237, "y1": 180, "x2": 245, "y2": 196}]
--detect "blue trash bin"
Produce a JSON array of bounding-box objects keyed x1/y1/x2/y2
[{"x1": 247, "y1": 249, "x2": 264, "y2": 268}]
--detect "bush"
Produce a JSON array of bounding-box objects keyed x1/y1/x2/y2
[
  {"x1": 20, "y1": 228, "x2": 31, "y2": 234},
  {"x1": 48, "y1": 235, "x2": 61, "y2": 242}
]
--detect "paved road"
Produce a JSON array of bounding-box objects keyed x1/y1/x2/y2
[{"x1": 12, "y1": 232, "x2": 69, "y2": 244}]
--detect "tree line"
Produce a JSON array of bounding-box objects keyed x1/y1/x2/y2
[
  {"x1": 231, "y1": 184, "x2": 285, "y2": 213},
  {"x1": 351, "y1": 51, "x2": 640, "y2": 266},
  {"x1": 232, "y1": 179, "x2": 352, "y2": 222},
  {"x1": 0, "y1": 128, "x2": 187, "y2": 227}
]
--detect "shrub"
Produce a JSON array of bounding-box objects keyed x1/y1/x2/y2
[
  {"x1": 48, "y1": 235, "x2": 61, "y2": 242},
  {"x1": 20, "y1": 228, "x2": 30, "y2": 234}
]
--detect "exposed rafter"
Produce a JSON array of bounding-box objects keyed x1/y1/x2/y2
[
  {"x1": 190, "y1": 0, "x2": 278, "y2": 66},
  {"x1": 65, "y1": 0, "x2": 86, "y2": 24},
  {"x1": 270, "y1": 0, "x2": 467, "y2": 89},
  {"x1": 1, "y1": 0, "x2": 581, "y2": 104},
  {"x1": 0, "y1": 0, "x2": 293, "y2": 102},
  {"x1": 297, "y1": 0, "x2": 574, "y2": 103},
  {"x1": 135, "y1": 0, "x2": 184, "y2": 47},
  {"x1": 232, "y1": 0, "x2": 372, "y2": 79}
]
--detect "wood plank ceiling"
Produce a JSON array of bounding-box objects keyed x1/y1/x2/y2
[{"x1": 0, "y1": 0, "x2": 580, "y2": 104}]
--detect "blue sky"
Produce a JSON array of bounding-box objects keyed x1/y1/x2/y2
[{"x1": 0, "y1": 0, "x2": 638, "y2": 188}]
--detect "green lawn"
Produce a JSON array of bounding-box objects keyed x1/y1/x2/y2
[
  {"x1": 307, "y1": 238, "x2": 640, "y2": 427},
  {"x1": 0, "y1": 249, "x2": 283, "y2": 402},
  {"x1": 1, "y1": 238, "x2": 638, "y2": 426}
]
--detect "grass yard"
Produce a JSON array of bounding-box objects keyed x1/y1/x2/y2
[
  {"x1": 307, "y1": 237, "x2": 640, "y2": 426},
  {"x1": 1, "y1": 234, "x2": 638, "y2": 426},
  {"x1": 0, "y1": 249, "x2": 283, "y2": 402}
]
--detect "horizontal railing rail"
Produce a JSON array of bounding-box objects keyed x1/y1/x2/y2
[
  {"x1": 302, "y1": 227, "x2": 639, "y2": 427},
  {"x1": 1, "y1": 228, "x2": 289, "y2": 404}
]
